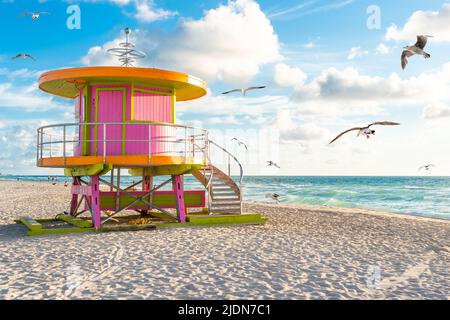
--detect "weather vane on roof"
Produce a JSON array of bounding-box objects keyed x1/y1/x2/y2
[{"x1": 107, "y1": 28, "x2": 146, "y2": 67}]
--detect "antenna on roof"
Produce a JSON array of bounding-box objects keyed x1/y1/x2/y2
[{"x1": 107, "y1": 28, "x2": 146, "y2": 67}]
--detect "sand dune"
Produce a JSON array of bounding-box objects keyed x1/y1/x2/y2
[{"x1": 0, "y1": 181, "x2": 448, "y2": 300}]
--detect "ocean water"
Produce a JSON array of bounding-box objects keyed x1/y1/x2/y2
[
  {"x1": 241, "y1": 176, "x2": 450, "y2": 220},
  {"x1": 1, "y1": 175, "x2": 450, "y2": 220}
]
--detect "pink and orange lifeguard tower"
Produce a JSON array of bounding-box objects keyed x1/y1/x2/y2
[{"x1": 18, "y1": 30, "x2": 264, "y2": 235}]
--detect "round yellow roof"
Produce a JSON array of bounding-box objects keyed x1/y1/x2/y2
[{"x1": 39, "y1": 66, "x2": 207, "y2": 101}]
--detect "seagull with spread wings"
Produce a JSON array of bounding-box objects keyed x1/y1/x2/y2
[
  {"x1": 401, "y1": 35, "x2": 433, "y2": 70},
  {"x1": 265, "y1": 193, "x2": 280, "y2": 204},
  {"x1": 329, "y1": 122, "x2": 400, "y2": 144},
  {"x1": 19, "y1": 12, "x2": 50, "y2": 20},
  {"x1": 267, "y1": 161, "x2": 280, "y2": 168},
  {"x1": 231, "y1": 138, "x2": 248, "y2": 151},
  {"x1": 418, "y1": 164, "x2": 435, "y2": 171},
  {"x1": 12, "y1": 54, "x2": 35, "y2": 61},
  {"x1": 222, "y1": 86, "x2": 266, "y2": 96}
]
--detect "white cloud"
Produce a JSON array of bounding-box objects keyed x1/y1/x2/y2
[
  {"x1": 385, "y1": 3, "x2": 450, "y2": 42},
  {"x1": 423, "y1": 101, "x2": 450, "y2": 119},
  {"x1": 302, "y1": 37, "x2": 321, "y2": 49},
  {"x1": 375, "y1": 43, "x2": 393, "y2": 55},
  {"x1": 276, "y1": 110, "x2": 328, "y2": 142},
  {"x1": 66, "y1": 0, "x2": 176, "y2": 23},
  {"x1": 179, "y1": 90, "x2": 289, "y2": 123},
  {"x1": 268, "y1": 0, "x2": 355, "y2": 20},
  {"x1": 303, "y1": 41, "x2": 316, "y2": 49},
  {"x1": 209, "y1": 115, "x2": 244, "y2": 125},
  {"x1": 268, "y1": 1, "x2": 316, "y2": 19},
  {"x1": 281, "y1": 123, "x2": 328, "y2": 142},
  {"x1": 81, "y1": 43, "x2": 117, "y2": 66},
  {"x1": 347, "y1": 47, "x2": 368, "y2": 60},
  {"x1": 0, "y1": 82, "x2": 68, "y2": 111},
  {"x1": 273, "y1": 63, "x2": 307, "y2": 88},
  {"x1": 134, "y1": 0, "x2": 177, "y2": 23},
  {"x1": 292, "y1": 63, "x2": 450, "y2": 108},
  {"x1": 82, "y1": 0, "x2": 282, "y2": 84},
  {"x1": 0, "y1": 124, "x2": 36, "y2": 169},
  {"x1": 0, "y1": 68, "x2": 45, "y2": 80},
  {"x1": 109, "y1": 0, "x2": 132, "y2": 4}
]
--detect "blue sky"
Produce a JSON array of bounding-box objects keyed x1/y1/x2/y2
[{"x1": 1, "y1": 0, "x2": 450, "y2": 175}]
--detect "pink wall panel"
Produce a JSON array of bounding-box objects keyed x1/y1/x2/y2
[
  {"x1": 87, "y1": 85, "x2": 131, "y2": 156},
  {"x1": 125, "y1": 124, "x2": 149, "y2": 155},
  {"x1": 89, "y1": 90, "x2": 96, "y2": 155},
  {"x1": 126, "y1": 124, "x2": 178, "y2": 155},
  {"x1": 74, "y1": 92, "x2": 84, "y2": 156},
  {"x1": 96, "y1": 90, "x2": 123, "y2": 156},
  {"x1": 85, "y1": 84, "x2": 178, "y2": 156},
  {"x1": 135, "y1": 85, "x2": 171, "y2": 94},
  {"x1": 134, "y1": 91, "x2": 172, "y2": 122},
  {"x1": 151, "y1": 125, "x2": 177, "y2": 156},
  {"x1": 126, "y1": 89, "x2": 174, "y2": 155}
]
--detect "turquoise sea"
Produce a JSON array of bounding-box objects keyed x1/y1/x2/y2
[{"x1": 1, "y1": 175, "x2": 449, "y2": 220}]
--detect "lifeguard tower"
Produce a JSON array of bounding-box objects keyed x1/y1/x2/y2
[{"x1": 18, "y1": 29, "x2": 265, "y2": 235}]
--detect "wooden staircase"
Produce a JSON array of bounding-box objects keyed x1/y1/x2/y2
[
  {"x1": 193, "y1": 165, "x2": 242, "y2": 214},
  {"x1": 192, "y1": 139, "x2": 244, "y2": 214}
]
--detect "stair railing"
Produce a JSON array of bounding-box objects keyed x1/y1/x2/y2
[
  {"x1": 207, "y1": 140, "x2": 244, "y2": 186},
  {"x1": 207, "y1": 140, "x2": 244, "y2": 214},
  {"x1": 207, "y1": 139, "x2": 244, "y2": 188},
  {"x1": 192, "y1": 134, "x2": 214, "y2": 212}
]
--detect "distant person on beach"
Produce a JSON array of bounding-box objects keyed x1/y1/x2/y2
[{"x1": 64, "y1": 181, "x2": 69, "y2": 187}]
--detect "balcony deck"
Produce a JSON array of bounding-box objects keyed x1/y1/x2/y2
[
  {"x1": 37, "y1": 154, "x2": 204, "y2": 168},
  {"x1": 37, "y1": 122, "x2": 208, "y2": 169}
]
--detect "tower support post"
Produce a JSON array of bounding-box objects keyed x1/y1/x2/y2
[
  {"x1": 141, "y1": 169, "x2": 153, "y2": 216},
  {"x1": 172, "y1": 175, "x2": 186, "y2": 223},
  {"x1": 69, "y1": 177, "x2": 80, "y2": 216},
  {"x1": 90, "y1": 175, "x2": 101, "y2": 228}
]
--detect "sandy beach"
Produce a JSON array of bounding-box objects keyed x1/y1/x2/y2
[{"x1": 0, "y1": 180, "x2": 448, "y2": 300}]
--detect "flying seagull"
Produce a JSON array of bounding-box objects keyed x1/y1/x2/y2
[
  {"x1": 231, "y1": 138, "x2": 248, "y2": 151},
  {"x1": 401, "y1": 35, "x2": 433, "y2": 70},
  {"x1": 19, "y1": 12, "x2": 50, "y2": 20},
  {"x1": 418, "y1": 164, "x2": 435, "y2": 171},
  {"x1": 12, "y1": 54, "x2": 35, "y2": 60},
  {"x1": 222, "y1": 86, "x2": 266, "y2": 96},
  {"x1": 329, "y1": 121, "x2": 400, "y2": 144},
  {"x1": 265, "y1": 193, "x2": 280, "y2": 204},
  {"x1": 267, "y1": 161, "x2": 280, "y2": 168}
]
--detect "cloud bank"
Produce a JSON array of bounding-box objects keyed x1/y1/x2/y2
[
  {"x1": 82, "y1": 0, "x2": 282, "y2": 84},
  {"x1": 386, "y1": 3, "x2": 450, "y2": 42}
]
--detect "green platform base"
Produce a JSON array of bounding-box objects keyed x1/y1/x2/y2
[{"x1": 15, "y1": 213, "x2": 266, "y2": 236}]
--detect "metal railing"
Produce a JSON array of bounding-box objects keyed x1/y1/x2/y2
[
  {"x1": 36, "y1": 122, "x2": 209, "y2": 166},
  {"x1": 208, "y1": 140, "x2": 244, "y2": 186}
]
